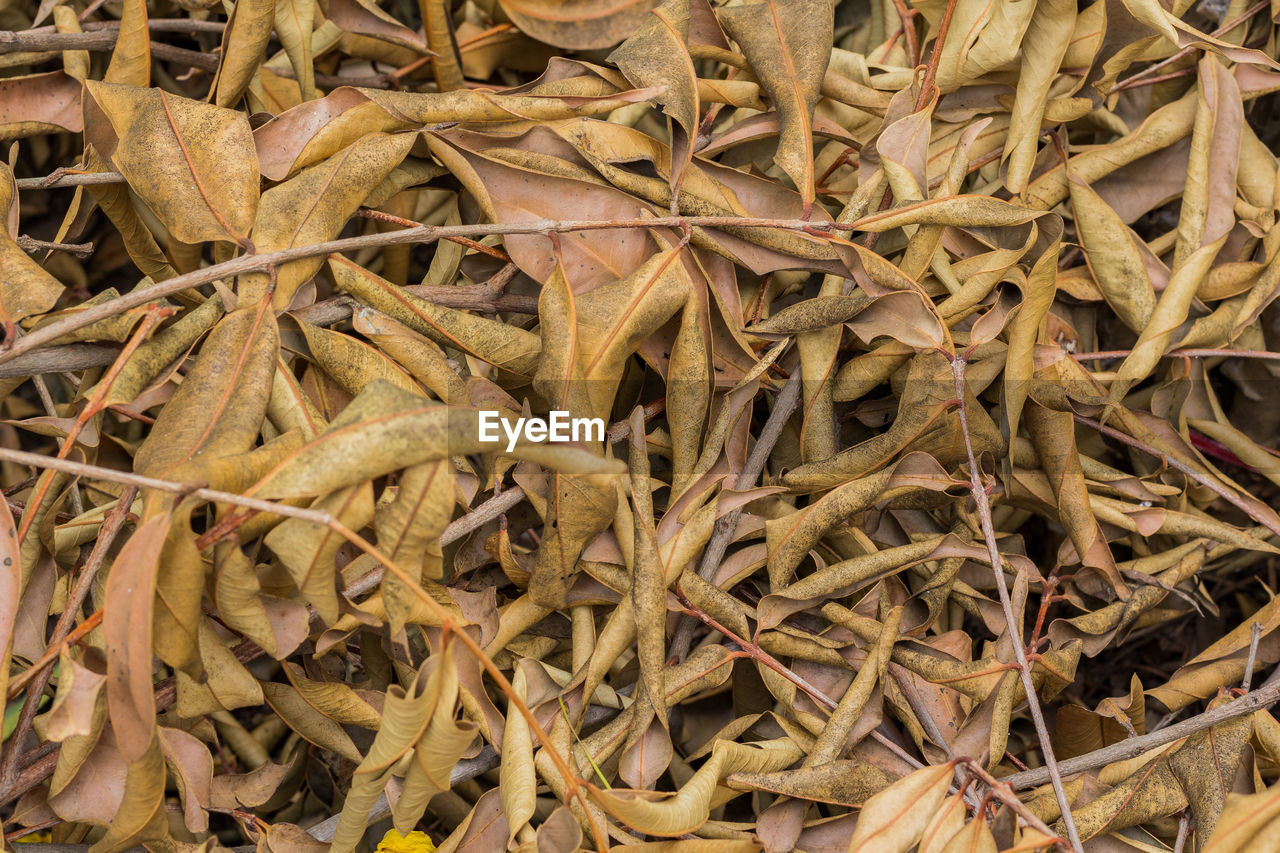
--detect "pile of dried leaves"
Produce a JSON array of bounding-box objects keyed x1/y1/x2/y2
[{"x1": 6, "y1": 0, "x2": 1280, "y2": 850}]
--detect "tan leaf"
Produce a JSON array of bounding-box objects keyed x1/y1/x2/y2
[
  {"x1": 846, "y1": 762, "x2": 956, "y2": 853},
  {"x1": 104, "y1": 514, "x2": 171, "y2": 763}
]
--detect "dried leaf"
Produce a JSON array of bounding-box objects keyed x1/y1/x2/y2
[
  {"x1": 846, "y1": 762, "x2": 956, "y2": 853},
  {"x1": 719, "y1": 0, "x2": 831, "y2": 211}
]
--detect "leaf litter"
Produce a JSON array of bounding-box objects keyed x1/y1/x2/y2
[{"x1": 1, "y1": 1, "x2": 1280, "y2": 852}]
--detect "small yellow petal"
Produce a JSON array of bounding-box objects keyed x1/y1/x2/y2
[{"x1": 375, "y1": 829, "x2": 437, "y2": 853}]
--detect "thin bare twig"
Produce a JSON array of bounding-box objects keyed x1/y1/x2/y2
[
  {"x1": 343, "y1": 485, "x2": 527, "y2": 600},
  {"x1": 0, "y1": 445, "x2": 606, "y2": 848},
  {"x1": 888, "y1": 0, "x2": 921, "y2": 67},
  {"x1": 0, "y1": 446, "x2": 333, "y2": 525},
  {"x1": 0, "y1": 29, "x2": 392, "y2": 88},
  {"x1": 861, "y1": 0, "x2": 957, "y2": 252},
  {"x1": 1075, "y1": 348, "x2": 1280, "y2": 363},
  {"x1": 0, "y1": 28, "x2": 123, "y2": 50},
  {"x1": 1243, "y1": 622, "x2": 1264, "y2": 692},
  {"x1": 1112, "y1": 0, "x2": 1269, "y2": 92},
  {"x1": 24, "y1": 361, "x2": 82, "y2": 515},
  {"x1": 358, "y1": 209, "x2": 513, "y2": 262},
  {"x1": 0, "y1": 488, "x2": 136, "y2": 791},
  {"x1": 959, "y1": 758, "x2": 1068, "y2": 850},
  {"x1": 1115, "y1": 67, "x2": 1199, "y2": 90},
  {"x1": 677, "y1": 590, "x2": 838, "y2": 710},
  {"x1": 24, "y1": 17, "x2": 227, "y2": 36},
  {"x1": 999, "y1": 671, "x2": 1280, "y2": 789},
  {"x1": 1073, "y1": 414, "x2": 1280, "y2": 538},
  {"x1": 0, "y1": 214, "x2": 867, "y2": 368},
  {"x1": 16, "y1": 171, "x2": 125, "y2": 190},
  {"x1": 1172, "y1": 810, "x2": 1193, "y2": 853},
  {"x1": 916, "y1": 0, "x2": 959, "y2": 106},
  {"x1": 440, "y1": 485, "x2": 526, "y2": 546},
  {"x1": 669, "y1": 364, "x2": 801, "y2": 661},
  {"x1": 952, "y1": 353, "x2": 1084, "y2": 853},
  {"x1": 17, "y1": 305, "x2": 168, "y2": 542},
  {"x1": 0, "y1": 749, "x2": 58, "y2": 806},
  {"x1": 1152, "y1": 707, "x2": 1186, "y2": 732},
  {"x1": 16, "y1": 235, "x2": 93, "y2": 257}
]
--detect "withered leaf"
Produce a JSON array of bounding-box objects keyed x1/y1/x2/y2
[{"x1": 6, "y1": 2, "x2": 1280, "y2": 849}]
